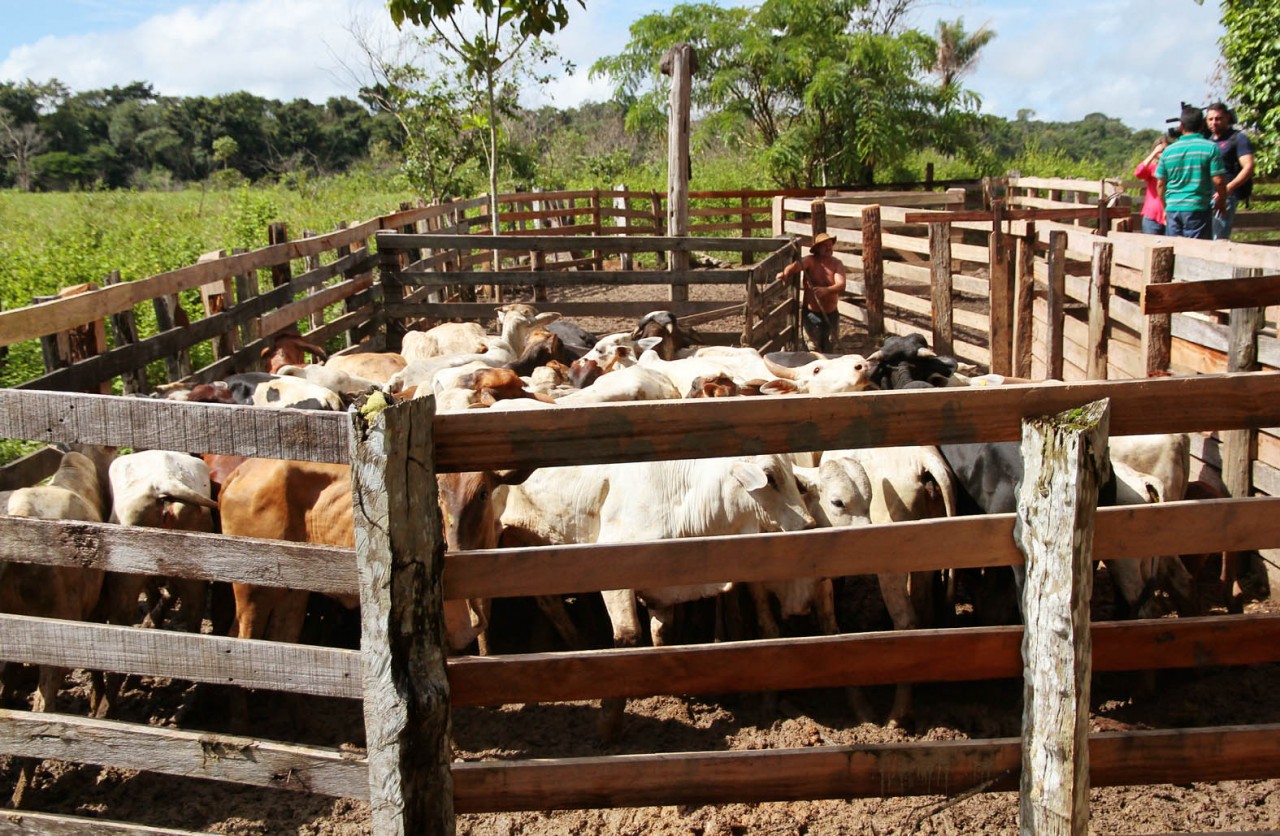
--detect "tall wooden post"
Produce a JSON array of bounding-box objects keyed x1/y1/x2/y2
[
  {"x1": 1046, "y1": 231, "x2": 1067, "y2": 380},
  {"x1": 197, "y1": 250, "x2": 239, "y2": 361},
  {"x1": 661, "y1": 43, "x2": 697, "y2": 299},
  {"x1": 929, "y1": 222, "x2": 953, "y2": 357},
  {"x1": 1017, "y1": 398, "x2": 1110, "y2": 836},
  {"x1": 810, "y1": 198, "x2": 827, "y2": 239},
  {"x1": 615, "y1": 183, "x2": 634, "y2": 270},
  {"x1": 1224, "y1": 296, "x2": 1266, "y2": 606},
  {"x1": 103, "y1": 270, "x2": 149, "y2": 395},
  {"x1": 861, "y1": 205, "x2": 884, "y2": 341},
  {"x1": 349, "y1": 395, "x2": 454, "y2": 835},
  {"x1": 772, "y1": 195, "x2": 786, "y2": 238},
  {"x1": 1142, "y1": 246, "x2": 1175, "y2": 376},
  {"x1": 740, "y1": 195, "x2": 755, "y2": 266},
  {"x1": 152, "y1": 293, "x2": 193, "y2": 381},
  {"x1": 591, "y1": 188, "x2": 604, "y2": 270},
  {"x1": 988, "y1": 200, "x2": 1013, "y2": 376},
  {"x1": 1086, "y1": 241, "x2": 1113, "y2": 380},
  {"x1": 1014, "y1": 223, "x2": 1037, "y2": 378},
  {"x1": 268, "y1": 222, "x2": 292, "y2": 288}
]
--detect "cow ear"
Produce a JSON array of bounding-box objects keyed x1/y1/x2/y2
[
  {"x1": 534, "y1": 312, "x2": 561, "y2": 326},
  {"x1": 730, "y1": 460, "x2": 768, "y2": 491},
  {"x1": 494, "y1": 468, "x2": 535, "y2": 486},
  {"x1": 636, "y1": 336, "x2": 663, "y2": 354}
]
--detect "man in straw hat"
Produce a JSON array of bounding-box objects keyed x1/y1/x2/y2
[{"x1": 775, "y1": 231, "x2": 846, "y2": 352}]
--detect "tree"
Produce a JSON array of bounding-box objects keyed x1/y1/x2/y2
[
  {"x1": 1216, "y1": 0, "x2": 1279, "y2": 175},
  {"x1": 386, "y1": 0, "x2": 581, "y2": 229},
  {"x1": 212, "y1": 135, "x2": 239, "y2": 170},
  {"x1": 0, "y1": 110, "x2": 46, "y2": 191},
  {"x1": 592, "y1": 0, "x2": 991, "y2": 187},
  {"x1": 933, "y1": 18, "x2": 995, "y2": 90}
]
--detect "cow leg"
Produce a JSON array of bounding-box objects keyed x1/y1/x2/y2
[
  {"x1": 598, "y1": 589, "x2": 640, "y2": 742},
  {"x1": 647, "y1": 604, "x2": 677, "y2": 648},
  {"x1": 535, "y1": 595, "x2": 585, "y2": 650},
  {"x1": 1104, "y1": 559, "x2": 1159, "y2": 619},
  {"x1": 168, "y1": 578, "x2": 209, "y2": 632},
  {"x1": 877, "y1": 572, "x2": 919, "y2": 729},
  {"x1": 1155, "y1": 555, "x2": 1200, "y2": 617},
  {"x1": 746, "y1": 584, "x2": 784, "y2": 719},
  {"x1": 1222, "y1": 551, "x2": 1244, "y2": 613}
]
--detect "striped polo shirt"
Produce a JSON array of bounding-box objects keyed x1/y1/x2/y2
[{"x1": 1155, "y1": 134, "x2": 1226, "y2": 212}]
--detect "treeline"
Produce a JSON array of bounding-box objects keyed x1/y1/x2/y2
[{"x1": 0, "y1": 77, "x2": 1161, "y2": 195}]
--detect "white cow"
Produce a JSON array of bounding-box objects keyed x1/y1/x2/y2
[
  {"x1": 275, "y1": 364, "x2": 379, "y2": 398},
  {"x1": 555, "y1": 364, "x2": 681, "y2": 404},
  {"x1": 815, "y1": 445, "x2": 957, "y2": 726}
]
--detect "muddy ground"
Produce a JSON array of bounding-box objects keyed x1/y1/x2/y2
[{"x1": 4, "y1": 280, "x2": 1279, "y2": 834}]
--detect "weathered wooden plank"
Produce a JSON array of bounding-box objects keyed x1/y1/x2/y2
[
  {"x1": 0, "y1": 391, "x2": 348, "y2": 463},
  {"x1": 444, "y1": 496, "x2": 1280, "y2": 600},
  {"x1": 0, "y1": 709, "x2": 369, "y2": 800},
  {"x1": 0, "y1": 222, "x2": 385, "y2": 348},
  {"x1": 375, "y1": 233, "x2": 788, "y2": 254},
  {"x1": 396, "y1": 269, "x2": 750, "y2": 288},
  {"x1": 0, "y1": 445, "x2": 62, "y2": 491},
  {"x1": 431, "y1": 373, "x2": 1280, "y2": 471},
  {"x1": 1014, "y1": 223, "x2": 1037, "y2": 378},
  {"x1": 452, "y1": 726, "x2": 1280, "y2": 813},
  {"x1": 349, "y1": 396, "x2": 453, "y2": 834},
  {"x1": 902, "y1": 206, "x2": 1128, "y2": 225},
  {"x1": 1142, "y1": 272, "x2": 1280, "y2": 314},
  {"x1": 256, "y1": 274, "x2": 373, "y2": 337},
  {"x1": 1143, "y1": 246, "x2": 1175, "y2": 376},
  {"x1": 448, "y1": 614, "x2": 1280, "y2": 707},
  {"x1": 1017, "y1": 399, "x2": 1109, "y2": 835},
  {"x1": 382, "y1": 300, "x2": 731, "y2": 321},
  {"x1": 1087, "y1": 241, "x2": 1113, "y2": 380},
  {"x1": 0, "y1": 515, "x2": 355, "y2": 595},
  {"x1": 0, "y1": 613, "x2": 361, "y2": 698},
  {"x1": 0, "y1": 809, "x2": 210, "y2": 835}
]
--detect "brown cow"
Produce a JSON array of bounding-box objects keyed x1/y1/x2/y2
[
  {"x1": 325, "y1": 352, "x2": 407, "y2": 385},
  {"x1": 261, "y1": 330, "x2": 328, "y2": 374},
  {"x1": 219, "y1": 458, "x2": 486, "y2": 649}
]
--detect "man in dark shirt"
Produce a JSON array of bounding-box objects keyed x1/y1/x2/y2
[{"x1": 1206, "y1": 102, "x2": 1255, "y2": 240}]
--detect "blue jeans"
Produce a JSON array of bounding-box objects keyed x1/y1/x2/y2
[
  {"x1": 1141, "y1": 216, "x2": 1165, "y2": 236},
  {"x1": 1212, "y1": 193, "x2": 1239, "y2": 240},
  {"x1": 802, "y1": 309, "x2": 839, "y2": 353},
  {"x1": 1166, "y1": 210, "x2": 1212, "y2": 239}
]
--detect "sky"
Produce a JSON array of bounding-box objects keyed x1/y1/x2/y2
[{"x1": 0, "y1": 0, "x2": 1227, "y2": 130}]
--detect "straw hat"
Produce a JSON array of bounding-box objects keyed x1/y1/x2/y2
[{"x1": 810, "y1": 232, "x2": 835, "y2": 252}]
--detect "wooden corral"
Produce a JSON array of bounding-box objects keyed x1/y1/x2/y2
[{"x1": 2, "y1": 180, "x2": 1280, "y2": 834}]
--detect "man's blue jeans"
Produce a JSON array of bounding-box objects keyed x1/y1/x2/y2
[
  {"x1": 1212, "y1": 193, "x2": 1239, "y2": 240},
  {"x1": 1141, "y1": 216, "x2": 1165, "y2": 235},
  {"x1": 1166, "y1": 210, "x2": 1212, "y2": 240}
]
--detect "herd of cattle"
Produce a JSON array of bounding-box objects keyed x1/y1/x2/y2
[{"x1": 0, "y1": 303, "x2": 1225, "y2": 757}]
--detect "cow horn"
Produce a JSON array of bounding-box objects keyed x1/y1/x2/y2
[
  {"x1": 298, "y1": 340, "x2": 329, "y2": 361},
  {"x1": 867, "y1": 349, "x2": 883, "y2": 362},
  {"x1": 916, "y1": 347, "x2": 937, "y2": 358},
  {"x1": 155, "y1": 481, "x2": 218, "y2": 509},
  {"x1": 762, "y1": 351, "x2": 821, "y2": 380}
]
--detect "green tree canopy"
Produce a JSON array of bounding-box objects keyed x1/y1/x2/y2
[{"x1": 1218, "y1": 0, "x2": 1279, "y2": 175}]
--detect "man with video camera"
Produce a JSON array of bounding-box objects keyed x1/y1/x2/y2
[{"x1": 1156, "y1": 105, "x2": 1227, "y2": 240}]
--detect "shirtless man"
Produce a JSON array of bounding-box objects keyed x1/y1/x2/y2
[{"x1": 775, "y1": 231, "x2": 846, "y2": 352}]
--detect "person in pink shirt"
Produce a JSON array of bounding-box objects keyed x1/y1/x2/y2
[{"x1": 1134, "y1": 132, "x2": 1175, "y2": 234}]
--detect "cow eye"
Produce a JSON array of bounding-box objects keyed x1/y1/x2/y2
[
  {"x1": 830, "y1": 498, "x2": 845, "y2": 509},
  {"x1": 766, "y1": 473, "x2": 778, "y2": 489},
  {"x1": 477, "y1": 487, "x2": 488, "y2": 502}
]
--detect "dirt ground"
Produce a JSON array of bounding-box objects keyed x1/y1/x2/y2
[{"x1": 4, "y1": 279, "x2": 1279, "y2": 834}]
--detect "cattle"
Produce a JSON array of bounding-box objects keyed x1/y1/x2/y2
[
  {"x1": 92, "y1": 451, "x2": 218, "y2": 718},
  {"x1": 496, "y1": 454, "x2": 814, "y2": 737},
  {"x1": 814, "y1": 445, "x2": 956, "y2": 726},
  {"x1": 555, "y1": 364, "x2": 681, "y2": 404},
  {"x1": 866, "y1": 332, "x2": 959, "y2": 390},
  {"x1": 495, "y1": 303, "x2": 562, "y2": 354},
  {"x1": 546, "y1": 319, "x2": 598, "y2": 361},
  {"x1": 630, "y1": 310, "x2": 703, "y2": 360},
  {"x1": 325, "y1": 351, "x2": 407, "y2": 385},
  {"x1": 758, "y1": 351, "x2": 878, "y2": 395},
  {"x1": 275, "y1": 364, "x2": 379, "y2": 398},
  {"x1": 218, "y1": 458, "x2": 486, "y2": 651},
  {"x1": 428, "y1": 366, "x2": 555, "y2": 411},
  {"x1": 580, "y1": 332, "x2": 654, "y2": 369},
  {"x1": 261, "y1": 330, "x2": 328, "y2": 374},
  {"x1": 402, "y1": 304, "x2": 558, "y2": 364},
  {"x1": 1, "y1": 451, "x2": 110, "y2": 716},
  {"x1": 157, "y1": 373, "x2": 343, "y2": 411}
]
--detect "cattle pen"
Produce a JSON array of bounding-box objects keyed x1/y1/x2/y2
[{"x1": 2, "y1": 182, "x2": 1280, "y2": 833}]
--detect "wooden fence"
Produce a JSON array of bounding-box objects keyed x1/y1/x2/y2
[{"x1": 3, "y1": 178, "x2": 1280, "y2": 832}]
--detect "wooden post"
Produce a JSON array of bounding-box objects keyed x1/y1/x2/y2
[
  {"x1": 615, "y1": 184, "x2": 633, "y2": 270},
  {"x1": 1096, "y1": 198, "x2": 1111, "y2": 237},
  {"x1": 740, "y1": 194, "x2": 755, "y2": 266},
  {"x1": 988, "y1": 200, "x2": 1013, "y2": 376},
  {"x1": 301, "y1": 231, "x2": 325, "y2": 331},
  {"x1": 1016, "y1": 398, "x2": 1110, "y2": 836},
  {"x1": 591, "y1": 188, "x2": 604, "y2": 270},
  {"x1": 1046, "y1": 230, "x2": 1067, "y2": 380},
  {"x1": 232, "y1": 247, "x2": 259, "y2": 361},
  {"x1": 929, "y1": 222, "x2": 953, "y2": 357},
  {"x1": 1086, "y1": 240, "x2": 1113, "y2": 380},
  {"x1": 268, "y1": 222, "x2": 292, "y2": 288},
  {"x1": 925, "y1": 162, "x2": 934, "y2": 191},
  {"x1": 348, "y1": 394, "x2": 454, "y2": 835},
  {"x1": 198, "y1": 250, "x2": 239, "y2": 361},
  {"x1": 103, "y1": 270, "x2": 149, "y2": 395},
  {"x1": 661, "y1": 43, "x2": 696, "y2": 300},
  {"x1": 861, "y1": 205, "x2": 884, "y2": 341},
  {"x1": 532, "y1": 249, "x2": 547, "y2": 303},
  {"x1": 1014, "y1": 223, "x2": 1037, "y2": 379},
  {"x1": 1142, "y1": 246, "x2": 1175, "y2": 376},
  {"x1": 152, "y1": 292, "x2": 193, "y2": 381},
  {"x1": 1224, "y1": 296, "x2": 1266, "y2": 605},
  {"x1": 381, "y1": 240, "x2": 408, "y2": 354},
  {"x1": 772, "y1": 195, "x2": 786, "y2": 238},
  {"x1": 335, "y1": 222, "x2": 359, "y2": 346},
  {"x1": 651, "y1": 190, "x2": 665, "y2": 269},
  {"x1": 810, "y1": 198, "x2": 828, "y2": 239}
]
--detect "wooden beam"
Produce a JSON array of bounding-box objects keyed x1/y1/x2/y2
[
  {"x1": 431, "y1": 372, "x2": 1280, "y2": 471},
  {"x1": 0, "y1": 613, "x2": 361, "y2": 699},
  {"x1": 1046, "y1": 230, "x2": 1068, "y2": 380},
  {"x1": 1017, "y1": 399, "x2": 1110, "y2": 835},
  {"x1": 375, "y1": 233, "x2": 786, "y2": 254},
  {"x1": 0, "y1": 809, "x2": 210, "y2": 834},
  {"x1": 0, "y1": 709, "x2": 369, "y2": 800},
  {"x1": 988, "y1": 201, "x2": 1013, "y2": 376},
  {"x1": 901, "y1": 206, "x2": 1129, "y2": 225},
  {"x1": 447, "y1": 614, "x2": 1280, "y2": 707},
  {"x1": 396, "y1": 269, "x2": 750, "y2": 287},
  {"x1": 0, "y1": 444, "x2": 62, "y2": 492},
  {"x1": 1015, "y1": 223, "x2": 1037, "y2": 378},
  {"x1": 1141, "y1": 272, "x2": 1280, "y2": 315},
  {"x1": 451, "y1": 725, "x2": 1280, "y2": 814},
  {"x1": 861, "y1": 205, "x2": 885, "y2": 340},
  {"x1": 349, "y1": 395, "x2": 454, "y2": 834}
]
